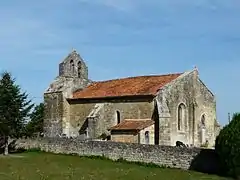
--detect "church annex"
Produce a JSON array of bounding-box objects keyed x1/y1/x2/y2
[{"x1": 43, "y1": 50, "x2": 221, "y2": 147}]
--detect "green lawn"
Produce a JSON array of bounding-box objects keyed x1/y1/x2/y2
[{"x1": 0, "y1": 152, "x2": 228, "y2": 180}]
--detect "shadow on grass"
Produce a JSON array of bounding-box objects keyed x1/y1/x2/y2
[
  {"x1": 189, "y1": 148, "x2": 232, "y2": 179},
  {"x1": 0, "y1": 139, "x2": 31, "y2": 154}
]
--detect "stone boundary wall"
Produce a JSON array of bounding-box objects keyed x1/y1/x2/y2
[{"x1": 15, "y1": 138, "x2": 220, "y2": 173}]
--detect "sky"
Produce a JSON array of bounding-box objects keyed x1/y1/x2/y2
[{"x1": 0, "y1": 0, "x2": 239, "y2": 126}]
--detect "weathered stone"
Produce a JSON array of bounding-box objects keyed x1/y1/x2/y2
[
  {"x1": 155, "y1": 69, "x2": 220, "y2": 147},
  {"x1": 43, "y1": 50, "x2": 221, "y2": 148},
  {"x1": 70, "y1": 101, "x2": 154, "y2": 139},
  {"x1": 43, "y1": 50, "x2": 91, "y2": 137},
  {"x1": 15, "y1": 138, "x2": 220, "y2": 173}
]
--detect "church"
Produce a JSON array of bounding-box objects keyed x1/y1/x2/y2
[{"x1": 43, "y1": 50, "x2": 221, "y2": 147}]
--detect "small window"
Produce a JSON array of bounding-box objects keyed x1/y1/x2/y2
[
  {"x1": 177, "y1": 103, "x2": 186, "y2": 131},
  {"x1": 145, "y1": 131, "x2": 149, "y2": 144},
  {"x1": 78, "y1": 61, "x2": 81, "y2": 77},
  {"x1": 70, "y1": 60, "x2": 74, "y2": 74},
  {"x1": 59, "y1": 63, "x2": 64, "y2": 76},
  {"x1": 116, "y1": 111, "x2": 120, "y2": 124},
  {"x1": 84, "y1": 127, "x2": 89, "y2": 138},
  {"x1": 201, "y1": 114, "x2": 206, "y2": 128}
]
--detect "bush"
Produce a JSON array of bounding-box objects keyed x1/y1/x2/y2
[
  {"x1": 200, "y1": 140, "x2": 209, "y2": 148},
  {"x1": 215, "y1": 113, "x2": 240, "y2": 178}
]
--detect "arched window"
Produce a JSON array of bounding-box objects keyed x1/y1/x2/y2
[
  {"x1": 70, "y1": 60, "x2": 74, "y2": 74},
  {"x1": 145, "y1": 131, "x2": 149, "y2": 144},
  {"x1": 201, "y1": 114, "x2": 206, "y2": 128},
  {"x1": 116, "y1": 111, "x2": 120, "y2": 124},
  {"x1": 177, "y1": 103, "x2": 186, "y2": 131},
  {"x1": 200, "y1": 114, "x2": 206, "y2": 144},
  {"x1": 59, "y1": 63, "x2": 64, "y2": 76},
  {"x1": 77, "y1": 61, "x2": 81, "y2": 78}
]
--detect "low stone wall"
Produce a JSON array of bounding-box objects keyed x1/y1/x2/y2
[{"x1": 15, "y1": 138, "x2": 220, "y2": 173}]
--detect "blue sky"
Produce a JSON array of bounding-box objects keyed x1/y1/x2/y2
[{"x1": 0, "y1": 0, "x2": 239, "y2": 125}]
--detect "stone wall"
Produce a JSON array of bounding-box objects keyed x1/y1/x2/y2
[
  {"x1": 15, "y1": 138, "x2": 220, "y2": 174},
  {"x1": 43, "y1": 92, "x2": 64, "y2": 137},
  {"x1": 110, "y1": 124, "x2": 154, "y2": 144},
  {"x1": 139, "y1": 124, "x2": 155, "y2": 145},
  {"x1": 69, "y1": 103, "x2": 95, "y2": 136},
  {"x1": 69, "y1": 101, "x2": 154, "y2": 138},
  {"x1": 111, "y1": 133, "x2": 137, "y2": 143},
  {"x1": 155, "y1": 69, "x2": 220, "y2": 147}
]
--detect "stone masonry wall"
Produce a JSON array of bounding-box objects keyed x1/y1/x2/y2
[
  {"x1": 139, "y1": 124, "x2": 155, "y2": 145},
  {"x1": 15, "y1": 138, "x2": 220, "y2": 173},
  {"x1": 59, "y1": 50, "x2": 88, "y2": 80},
  {"x1": 156, "y1": 70, "x2": 219, "y2": 147},
  {"x1": 43, "y1": 92, "x2": 64, "y2": 137},
  {"x1": 69, "y1": 101, "x2": 154, "y2": 138},
  {"x1": 111, "y1": 133, "x2": 137, "y2": 143}
]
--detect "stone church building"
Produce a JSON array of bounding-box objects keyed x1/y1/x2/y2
[{"x1": 43, "y1": 50, "x2": 221, "y2": 147}]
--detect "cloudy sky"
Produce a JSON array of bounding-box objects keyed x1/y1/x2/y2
[{"x1": 0, "y1": 0, "x2": 239, "y2": 125}]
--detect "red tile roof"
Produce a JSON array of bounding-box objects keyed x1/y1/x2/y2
[
  {"x1": 72, "y1": 73, "x2": 182, "y2": 99},
  {"x1": 109, "y1": 119, "x2": 154, "y2": 131}
]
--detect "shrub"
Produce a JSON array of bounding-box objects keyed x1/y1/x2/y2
[
  {"x1": 215, "y1": 112, "x2": 240, "y2": 178},
  {"x1": 200, "y1": 140, "x2": 209, "y2": 148}
]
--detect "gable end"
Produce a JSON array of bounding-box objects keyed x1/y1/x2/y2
[{"x1": 198, "y1": 78, "x2": 214, "y2": 98}]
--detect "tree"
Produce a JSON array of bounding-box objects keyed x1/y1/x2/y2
[
  {"x1": 215, "y1": 113, "x2": 240, "y2": 178},
  {"x1": 25, "y1": 103, "x2": 44, "y2": 138},
  {"x1": 0, "y1": 72, "x2": 34, "y2": 155}
]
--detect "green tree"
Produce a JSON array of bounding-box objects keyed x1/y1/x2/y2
[
  {"x1": 25, "y1": 103, "x2": 44, "y2": 138},
  {"x1": 0, "y1": 72, "x2": 34, "y2": 155},
  {"x1": 215, "y1": 113, "x2": 240, "y2": 178}
]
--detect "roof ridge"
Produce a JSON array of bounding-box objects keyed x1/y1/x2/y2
[
  {"x1": 124, "y1": 118, "x2": 152, "y2": 121},
  {"x1": 91, "y1": 72, "x2": 183, "y2": 84}
]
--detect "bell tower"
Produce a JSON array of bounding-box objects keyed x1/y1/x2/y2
[
  {"x1": 44, "y1": 49, "x2": 91, "y2": 138},
  {"x1": 58, "y1": 49, "x2": 88, "y2": 80}
]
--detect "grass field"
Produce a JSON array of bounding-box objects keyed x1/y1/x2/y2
[{"x1": 0, "y1": 152, "x2": 228, "y2": 180}]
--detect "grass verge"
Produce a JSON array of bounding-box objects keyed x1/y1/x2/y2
[{"x1": 0, "y1": 150, "x2": 230, "y2": 180}]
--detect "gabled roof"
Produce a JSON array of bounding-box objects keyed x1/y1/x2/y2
[
  {"x1": 72, "y1": 73, "x2": 182, "y2": 99},
  {"x1": 109, "y1": 119, "x2": 154, "y2": 131}
]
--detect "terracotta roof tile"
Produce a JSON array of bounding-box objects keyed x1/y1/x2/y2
[
  {"x1": 109, "y1": 119, "x2": 154, "y2": 131},
  {"x1": 72, "y1": 73, "x2": 182, "y2": 99}
]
